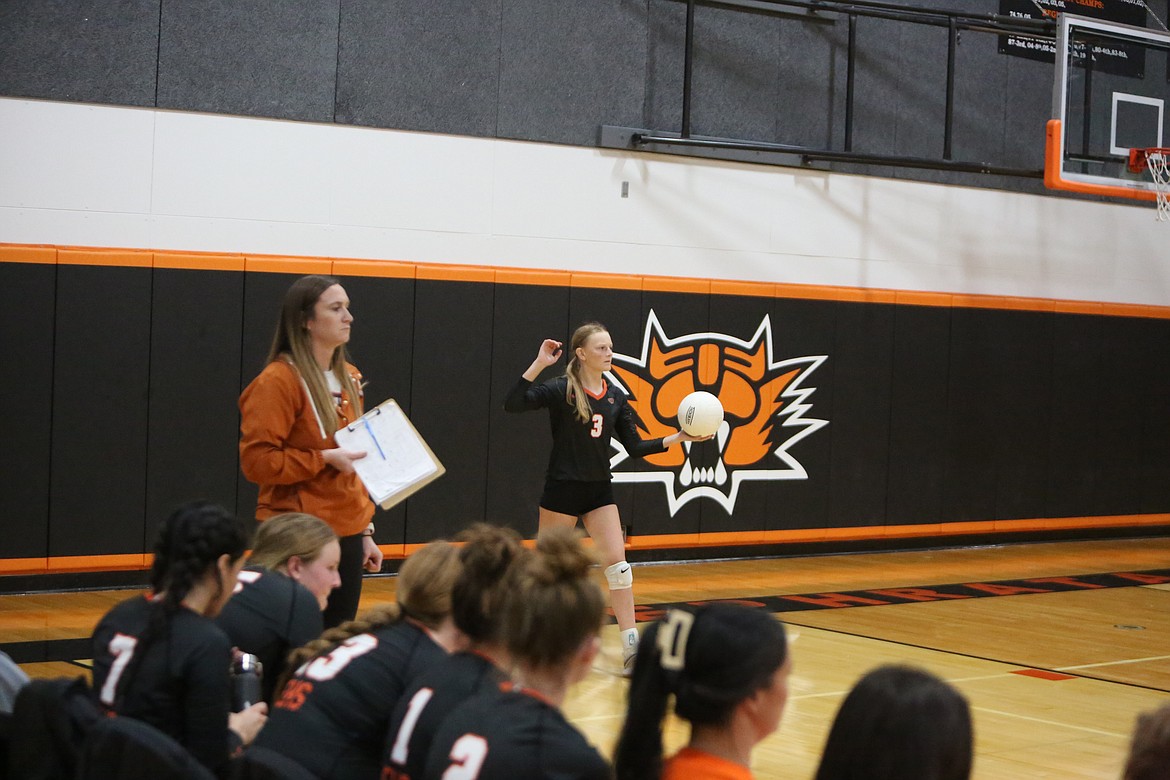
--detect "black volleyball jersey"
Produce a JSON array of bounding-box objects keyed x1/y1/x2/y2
[
  {"x1": 255, "y1": 618, "x2": 446, "y2": 779},
  {"x1": 91, "y1": 594, "x2": 240, "y2": 773},
  {"x1": 422, "y1": 682, "x2": 612, "y2": 780},
  {"x1": 215, "y1": 565, "x2": 323, "y2": 705},
  {"x1": 383, "y1": 650, "x2": 507, "y2": 780},
  {"x1": 504, "y1": 376, "x2": 666, "y2": 482}
]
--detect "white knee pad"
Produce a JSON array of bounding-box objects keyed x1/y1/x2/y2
[{"x1": 604, "y1": 561, "x2": 633, "y2": 590}]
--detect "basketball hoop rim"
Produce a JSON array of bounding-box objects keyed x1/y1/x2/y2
[{"x1": 1127, "y1": 148, "x2": 1170, "y2": 175}]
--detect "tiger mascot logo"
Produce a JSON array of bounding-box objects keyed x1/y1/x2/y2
[{"x1": 607, "y1": 310, "x2": 828, "y2": 515}]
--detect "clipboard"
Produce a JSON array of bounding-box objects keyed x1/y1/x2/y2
[{"x1": 334, "y1": 399, "x2": 446, "y2": 510}]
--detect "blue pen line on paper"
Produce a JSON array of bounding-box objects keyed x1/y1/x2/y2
[{"x1": 363, "y1": 418, "x2": 387, "y2": 460}]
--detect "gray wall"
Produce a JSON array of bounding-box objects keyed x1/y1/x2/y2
[{"x1": 1, "y1": 0, "x2": 1166, "y2": 195}]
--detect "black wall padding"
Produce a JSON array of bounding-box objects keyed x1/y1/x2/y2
[
  {"x1": 1092, "y1": 316, "x2": 1156, "y2": 516},
  {"x1": 765, "y1": 297, "x2": 836, "y2": 532},
  {"x1": 887, "y1": 304, "x2": 951, "y2": 526},
  {"x1": 827, "y1": 301, "x2": 895, "y2": 528},
  {"x1": 0, "y1": 0, "x2": 159, "y2": 107},
  {"x1": 0, "y1": 262, "x2": 56, "y2": 558},
  {"x1": 1045, "y1": 312, "x2": 1105, "y2": 518},
  {"x1": 7, "y1": 263, "x2": 1170, "y2": 563},
  {"x1": 236, "y1": 271, "x2": 309, "y2": 524},
  {"x1": 943, "y1": 307, "x2": 1004, "y2": 522},
  {"x1": 337, "y1": 0, "x2": 501, "y2": 137},
  {"x1": 12, "y1": 0, "x2": 1167, "y2": 194},
  {"x1": 989, "y1": 309, "x2": 1053, "y2": 520},
  {"x1": 344, "y1": 275, "x2": 417, "y2": 545},
  {"x1": 405, "y1": 279, "x2": 496, "y2": 542},
  {"x1": 157, "y1": 0, "x2": 340, "y2": 122},
  {"x1": 497, "y1": 0, "x2": 648, "y2": 146},
  {"x1": 146, "y1": 268, "x2": 244, "y2": 534},
  {"x1": 485, "y1": 282, "x2": 572, "y2": 535},
  {"x1": 50, "y1": 265, "x2": 152, "y2": 557}
]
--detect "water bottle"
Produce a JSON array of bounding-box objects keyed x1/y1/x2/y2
[{"x1": 231, "y1": 652, "x2": 264, "y2": 711}]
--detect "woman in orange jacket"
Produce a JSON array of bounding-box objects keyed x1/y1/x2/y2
[{"x1": 239, "y1": 275, "x2": 382, "y2": 628}]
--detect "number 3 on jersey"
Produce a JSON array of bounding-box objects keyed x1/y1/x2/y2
[
  {"x1": 589, "y1": 413, "x2": 603, "y2": 438},
  {"x1": 442, "y1": 734, "x2": 489, "y2": 780}
]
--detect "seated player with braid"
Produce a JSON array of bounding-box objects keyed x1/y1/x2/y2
[
  {"x1": 614, "y1": 603, "x2": 792, "y2": 780},
  {"x1": 420, "y1": 527, "x2": 611, "y2": 780},
  {"x1": 91, "y1": 502, "x2": 269, "y2": 775},
  {"x1": 254, "y1": 540, "x2": 464, "y2": 779},
  {"x1": 216, "y1": 512, "x2": 341, "y2": 705},
  {"x1": 382, "y1": 524, "x2": 530, "y2": 779}
]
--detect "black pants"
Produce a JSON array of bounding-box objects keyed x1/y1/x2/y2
[{"x1": 322, "y1": 533, "x2": 365, "y2": 629}]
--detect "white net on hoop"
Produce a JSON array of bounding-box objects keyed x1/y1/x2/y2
[{"x1": 1147, "y1": 152, "x2": 1170, "y2": 222}]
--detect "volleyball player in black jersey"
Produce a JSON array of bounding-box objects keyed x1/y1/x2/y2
[
  {"x1": 216, "y1": 512, "x2": 340, "y2": 704},
  {"x1": 421, "y1": 527, "x2": 610, "y2": 780},
  {"x1": 505, "y1": 322, "x2": 708, "y2": 673},
  {"x1": 91, "y1": 502, "x2": 268, "y2": 774},
  {"x1": 382, "y1": 524, "x2": 529, "y2": 780},
  {"x1": 254, "y1": 541, "x2": 464, "y2": 778}
]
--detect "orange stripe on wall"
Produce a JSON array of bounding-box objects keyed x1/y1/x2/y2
[
  {"x1": 416, "y1": 263, "x2": 495, "y2": 283},
  {"x1": 4, "y1": 242, "x2": 1170, "y2": 319},
  {"x1": 332, "y1": 259, "x2": 415, "y2": 279},
  {"x1": 245, "y1": 256, "x2": 333, "y2": 275},
  {"x1": 3, "y1": 514, "x2": 1169, "y2": 574},
  {"x1": 0, "y1": 244, "x2": 56, "y2": 263},
  {"x1": 154, "y1": 252, "x2": 245, "y2": 272},
  {"x1": 59, "y1": 248, "x2": 152, "y2": 268},
  {"x1": 46, "y1": 554, "x2": 149, "y2": 573},
  {"x1": 496, "y1": 268, "x2": 572, "y2": 287},
  {"x1": 0, "y1": 558, "x2": 49, "y2": 575}
]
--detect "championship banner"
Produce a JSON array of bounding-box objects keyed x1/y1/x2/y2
[{"x1": 999, "y1": 0, "x2": 1149, "y2": 77}]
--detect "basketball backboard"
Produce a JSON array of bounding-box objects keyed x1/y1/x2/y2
[{"x1": 1047, "y1": 14, "x2": 1170, "y2": 202}]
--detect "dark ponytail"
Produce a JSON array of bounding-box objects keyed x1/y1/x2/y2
[
  {"x1": 111, "y1": 502, "x2": 247, "y2": 709},
  {"x1": 614, "y1": 603, "x2": 789, "y2": 780},
  {"x1": 151, "y1": 501, "x2": 249, "y2": 612}
]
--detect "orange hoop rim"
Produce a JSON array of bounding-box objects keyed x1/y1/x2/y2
[{"x1": 1127, "y1": 147, "x2": 1170, "y2": 175}]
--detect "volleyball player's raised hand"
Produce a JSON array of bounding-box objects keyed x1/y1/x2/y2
[{"x1": 535, "y1": 339, "x2": 563, "y2": 366}]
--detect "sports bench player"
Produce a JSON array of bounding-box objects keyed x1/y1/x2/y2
[
  {"x1": 215, "y1": 512, "x2": 341, "y2": 704},
  {"x1": 504, "y1": 322, "x2": 709, "y2": 674},
  {"x1": 381, "y1": 524, "x2": 529, "y2": 779},
  {"x1": 254, "y1": 541, "x2": 464, "y2": 778},
  {"x1": 614, "y1": 604, "x2": 791, "y2": 780},
  {"x1": 420, "y1": 527, "x2": 610, "y2": 780},
  {"x1": 91, "y1": 502, "x2": 268, "y2": 774}
]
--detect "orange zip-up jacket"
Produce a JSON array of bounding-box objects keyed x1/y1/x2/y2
[{"x1": 239, "y1": 359, "x2": 374, "y2": 537}]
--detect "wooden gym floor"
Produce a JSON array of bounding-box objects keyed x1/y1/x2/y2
[{"x1": 7, "y1": 537, "x2": 1170, "y2": 778}]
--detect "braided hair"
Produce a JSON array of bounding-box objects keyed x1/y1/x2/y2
[
  {"x1": 111, "y1": 502, "x2": 248, "y2": 708},
  {"x1": 150, "y1": 501, "x2": 249, "y2": 612},
  {"x1": 614, "y1": 603, "x2": 789, "y2": 780},
  {"x1": 276, "y1": 540, "x2": 460, "y2": 696}
]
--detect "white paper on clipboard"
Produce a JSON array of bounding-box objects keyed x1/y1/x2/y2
[{"x1": 334, "y1": 399, "x2": 445, "y2": 510}]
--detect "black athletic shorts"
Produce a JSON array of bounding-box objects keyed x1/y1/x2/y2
[{"x1": 539, "y1": 479, "x2": 615, "y2": 517}]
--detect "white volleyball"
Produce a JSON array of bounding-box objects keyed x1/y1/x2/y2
[{"x1": 677, "y1": 391, "x2": 724, "y2": 437}]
